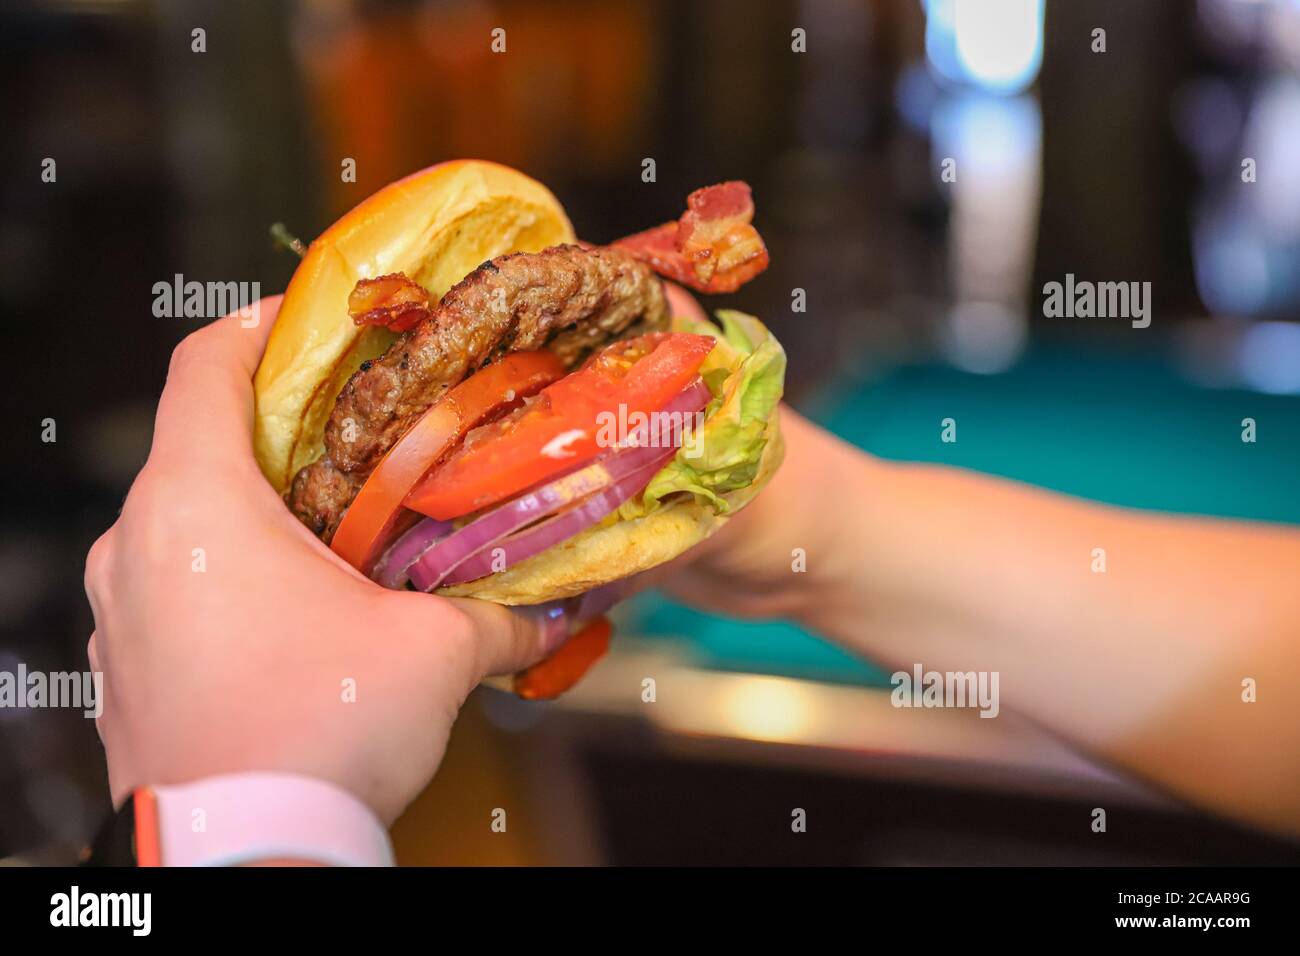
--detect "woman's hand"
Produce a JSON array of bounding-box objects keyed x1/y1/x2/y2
[
  {"x1": 84, "y1": 299, "x2": 556, "y2": 825},
  {"x1": 654, "y1": 283, "x2": 876, "y2": 626},
  {"x1": 654, "y1": 407, "x2": 875, "y2": 625}
]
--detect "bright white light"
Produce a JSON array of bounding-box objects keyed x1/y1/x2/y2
[
  {"x1": 932, "y1": 93, "x2": 1041, "y2": 371},
  {"x1": 943, "y1": 302, "x2": 1028, "y2": 374},
  {"x1": 955, "y1": 0, "x2": 1042, "y2": 91},
  {"x1": 926, "y1": 0, "x2": 1045, "y2": 95},
  {"x1": 1244, "y1": 77, "x2": 1300, "y2": 239}
]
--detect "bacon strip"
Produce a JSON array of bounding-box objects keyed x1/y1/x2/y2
[
  {"x1": 613, "y1": 181, "x2": 769, "y2": 293},
  {"x1": 348, "y1": 273, "x2": 433, "y2": 333}
]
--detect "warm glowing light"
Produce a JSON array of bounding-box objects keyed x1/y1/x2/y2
[{"x1": 716, "y1": 676, "x2": 817, "y2": 743}]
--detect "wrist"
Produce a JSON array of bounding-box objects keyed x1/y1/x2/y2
[
  {"x1": 89, "y1": 771, "x2": 394, "y2": 867},
  {"x1": 782, "y1": 428, "x2": 892, "y2": 643}
]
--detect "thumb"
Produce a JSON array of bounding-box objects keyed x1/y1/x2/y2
[{"x1": 443, "y1": 597, "x2": 570, "y2": 679}]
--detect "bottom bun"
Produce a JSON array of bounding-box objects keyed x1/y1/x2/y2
[{"x1": 438, "y1": 409, "x2": 785, "y2": 604}]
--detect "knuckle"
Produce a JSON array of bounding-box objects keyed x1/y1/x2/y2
[
  {"x1": 434, "y1": 599, "x2": 479, "y2": 655},
  {"x1": 398, "y1": 593, "x2": 480, "y2": 670},
  {"x1": 166, "y1": 329, "x2": 207, "y2": 377},
  {"x1": 118, "y1": 468, "x2": 192, "y2": 560},
  {"x1": 83, "y1": 529, "x2": 114, "y2": 596}
]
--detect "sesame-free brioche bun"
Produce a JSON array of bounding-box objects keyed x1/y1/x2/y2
[{"x1": 253, "y1": 160, "x2": 575, "y2": 494}]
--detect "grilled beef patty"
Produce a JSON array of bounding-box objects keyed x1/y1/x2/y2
[{"x1": 288, "y1": 244, "x2": 668, "y2": 540}]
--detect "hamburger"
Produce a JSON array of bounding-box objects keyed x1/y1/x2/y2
[{"x1": 253, "y1": 160, "x2": 785, "y2": 697}]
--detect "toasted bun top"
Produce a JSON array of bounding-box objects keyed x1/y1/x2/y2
[{"x1": 253, "y1": 160, "x2": 575, "y2": 494}]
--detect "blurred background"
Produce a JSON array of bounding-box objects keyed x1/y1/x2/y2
[{"x1": 2, "y1": 0, "x2": 1299, "y2": 864}]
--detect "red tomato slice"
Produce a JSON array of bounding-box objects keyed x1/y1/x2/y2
[
  {"x1": 330, "y1": 351, "x2": 566, "y2": 573},
  {"x1": 405, "y1": 333, "x2": 716, "y2": 521}
]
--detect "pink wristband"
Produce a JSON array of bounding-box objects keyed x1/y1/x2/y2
[{"x1": 136, "y1": 772, "x2": 394, "y2": 867}]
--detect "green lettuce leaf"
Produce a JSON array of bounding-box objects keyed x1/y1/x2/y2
[{"x1": 618, "y1": 310, "x2": 786, "y2": 520}]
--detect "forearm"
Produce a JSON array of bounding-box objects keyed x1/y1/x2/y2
[{"x1": 795, "y1": 440, "x2": 1300, "y2": 834}]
